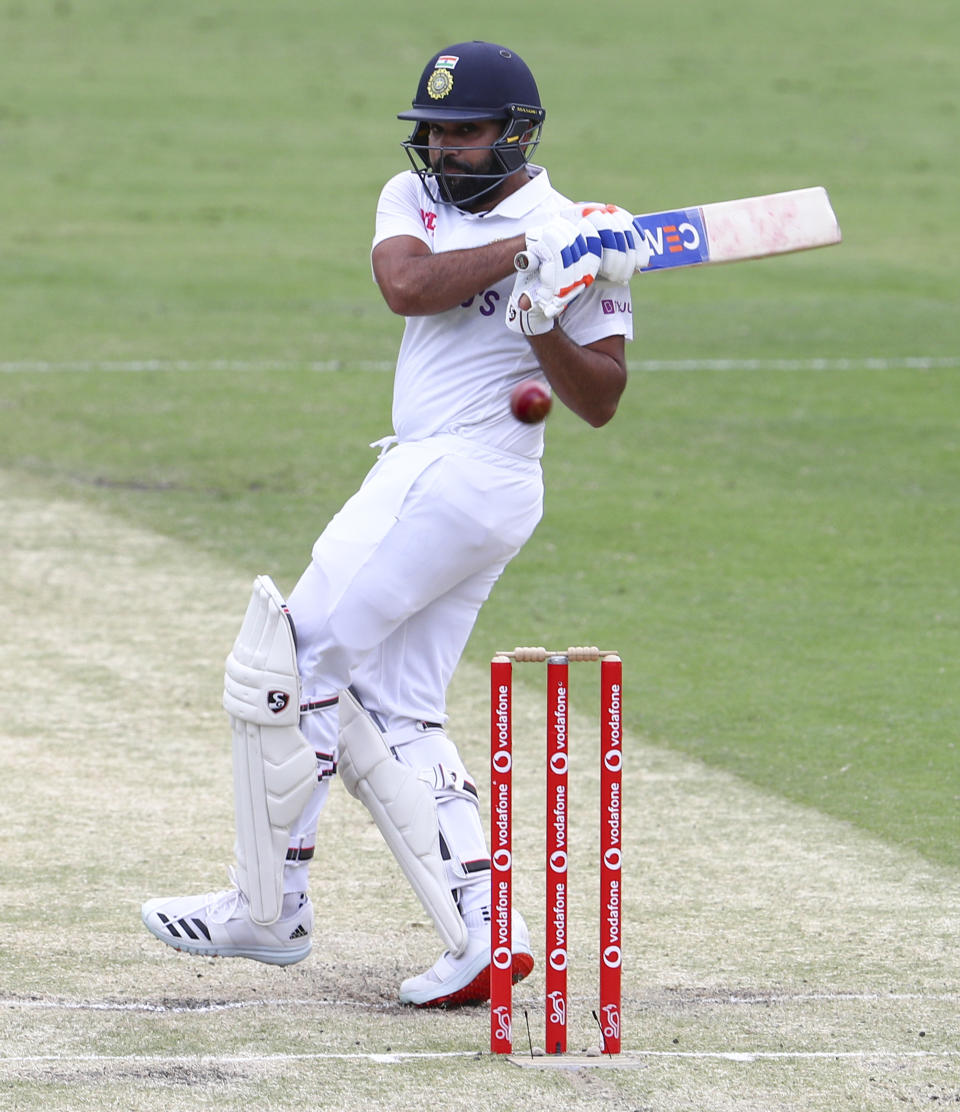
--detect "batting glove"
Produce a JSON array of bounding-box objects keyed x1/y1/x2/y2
[
  {"x1": 572, "y1": 204, "x2": 652, "y2": 280},
  {"x1": 522, "y1": 215, "x2": 602, "y2": 317},
  {"x1": 505, "y1": 267, "x2": 555, "y2": 336}
]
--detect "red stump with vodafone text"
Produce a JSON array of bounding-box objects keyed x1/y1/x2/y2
[
  {"x1": 546, "y1": 656, "x2": 569, "y2": 1053},
  {"x1": 489, "y1": 656, "x2": 514, "y2": 1055},
  {"x1": 489, "y1": 647, "x2": 623, "y2": 1056},
  {"x1": 598, "y1": 653, "x2": 623, "y2": 1053}
]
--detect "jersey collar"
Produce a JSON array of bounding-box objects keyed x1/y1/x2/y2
[{"x1": 471, "y1": 165, "x2": 552, "y2": 220}]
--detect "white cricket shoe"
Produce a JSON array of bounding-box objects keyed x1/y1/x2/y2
[
  {"x1": 141, "y1": 870, "x2": 312, "y2": 966},
  {"x1": 399, "y1": 909, "x2": 534, "y2": 1008}
]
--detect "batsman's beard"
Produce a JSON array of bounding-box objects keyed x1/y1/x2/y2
[{"x1": 431, "y1": 151, "x2": 504, "y2": 208}]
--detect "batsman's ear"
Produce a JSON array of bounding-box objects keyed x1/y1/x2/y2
[
  {"x1": 520, "y1": 124, "x2": 539, "y2": 150},
  {"x1": 405, "y1": 121, "x2": 431, "y2": 167}
]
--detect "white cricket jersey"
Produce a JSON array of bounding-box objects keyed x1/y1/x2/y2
[{"x1": 372, "y1": 166, "x2": 634, "y2": 458}]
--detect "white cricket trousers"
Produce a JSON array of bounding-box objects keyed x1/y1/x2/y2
[{"x1": 281, "y1": 434, "x2": 543, "y2": 891}]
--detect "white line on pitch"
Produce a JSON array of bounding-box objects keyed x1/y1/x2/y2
[
  {"x1": 635, "y1": 356, "x2": 960, "y2": 372},
  {"x1": 3, "y1": 991, "x2": 956, "y2": 1018},
  {"x1": 4, "y1": 990, "x2": 957, "y2": 1014},
  {"x1": 0, "y1": 997, "x2": 394, "y2": 1013},
  {"x1": 1, "y1": 1051, "x2": 477, "y2": 1066},
  {"x1": 680, "y1": 991, "x2": 960, "y2": 1006},
  {"x1": 0, "y1": 359, "x2": 394, "y2": 373},
  {"x1": 637, "y1": 1050, "x2": 960, "y2": 1062},
  {"x1": 1, "y1": 357, "x2": 958, "y2": 374},
  {"x1": 2, "y1": 1049, "x2": 958, "y2": 1067}
]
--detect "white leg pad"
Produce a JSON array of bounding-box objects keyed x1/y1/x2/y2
[
  {"x1": 337, "y1": 689, "x2": 469, "y2": 957},
  {"x1": 223, "y1": 576, "x2": 316, "y2": 925}
]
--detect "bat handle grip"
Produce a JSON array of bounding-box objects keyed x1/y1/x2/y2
[{"x1": 514, "y1": 250, "x2": 535, "y2": 272}]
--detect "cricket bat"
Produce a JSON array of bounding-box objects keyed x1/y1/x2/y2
[
  {"x1": 516, "y1": 186, "x2": 841, "y2": 275},
  {"x1": 632, "y1": 185, "x2": 841, "y2": 271}
]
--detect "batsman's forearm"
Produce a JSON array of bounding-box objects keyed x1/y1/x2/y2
[
  {"x1": 381, "y1": 236, "x2": 526, "y2": 316},
  {"x1": 527, "y1": 327, "x2": 627, "y2": 428}
]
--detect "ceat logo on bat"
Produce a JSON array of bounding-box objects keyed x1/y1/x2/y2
[{"x1": 634, "y1": 208, "x2": 710, "y2": 270}]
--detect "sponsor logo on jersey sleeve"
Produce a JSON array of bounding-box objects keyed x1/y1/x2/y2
[{"x1": 601, "y1": 297, "x2": 633, "y2": 315}]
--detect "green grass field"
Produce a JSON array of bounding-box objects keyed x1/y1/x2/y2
[{"x1": 1, "y1": 1, "x2": 958, "y2": 1108}]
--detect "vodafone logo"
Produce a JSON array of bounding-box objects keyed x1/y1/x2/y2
[
  {"x1": 549, "y1": 850, "x2": 567, "y2": 873},
  {"x1": 492, "y1": 945, "x2": 512, "y2": 970},
  {"x1": 604, "y1": 749, "x2": 623, "y2": 772},
  {"x1": 492, "y1": 750, "x2": 512, "y2": 773},
  {"x1": 549, "y1": 752, "x2": 568, "y2": 775},
  {"x1": 603, "y1": 944, "x2": 622, "y2": 969},
  {"x1": 549, "y1": 948, "x2": 568, "y2": 972},
  {"x1": 492, "y1": 849, "x2": 512, "y2": 871},
  {"x1": 603, "y1": 848, "x2": 622, "y2": 870}
]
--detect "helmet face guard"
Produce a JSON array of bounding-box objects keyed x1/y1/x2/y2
[
  {"x1": 397, "y1": 42, "x2": 546, "y2": 208},
  {"x1": 401, "y1": 111, "x2": 544, "y2": 208}
]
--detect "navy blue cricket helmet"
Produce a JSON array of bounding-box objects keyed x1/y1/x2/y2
[{"x1": 398, "y1": 41, "x2": 546, "y2": 207}]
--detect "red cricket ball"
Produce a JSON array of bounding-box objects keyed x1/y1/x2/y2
[{"x1": 510, "y1": 379, "x2": 552, "y2": 424}]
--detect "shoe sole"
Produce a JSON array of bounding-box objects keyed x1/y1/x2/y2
[
  {"x1": 405, "y1": 951, "x2": 535, "y2": 1009},
  {"x1": 142, "y1": 914, "x2": 311, "y2": 966}
]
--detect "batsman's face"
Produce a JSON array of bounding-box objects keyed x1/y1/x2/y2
[{"x1": 427, "y1": 119, "x2": 504, "y2": 205}]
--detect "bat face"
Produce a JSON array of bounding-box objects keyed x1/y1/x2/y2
[{"x1": 634, "y1": 187, "x2": 842, "y2": 271}]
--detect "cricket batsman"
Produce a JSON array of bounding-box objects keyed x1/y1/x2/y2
[{"x1": 141, "y1": 39, "x2": 645, "y2": 1007}]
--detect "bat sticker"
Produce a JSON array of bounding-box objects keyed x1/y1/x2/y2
[{"x1": 632, "y1": 208, "x2": 710, "y2": 270}]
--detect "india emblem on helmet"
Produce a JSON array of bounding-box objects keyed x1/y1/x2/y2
[{"x1": 427, "y1": 69, "x2": 454, "y2": 100}]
